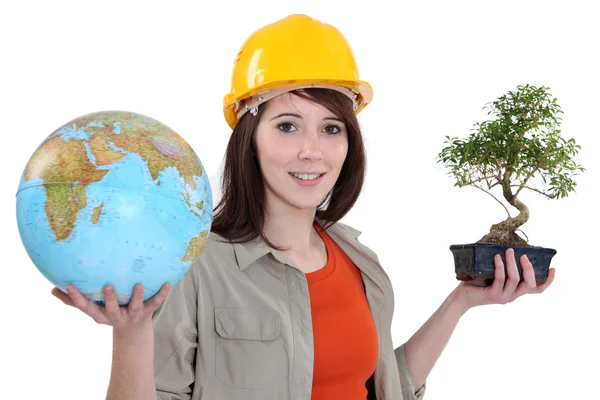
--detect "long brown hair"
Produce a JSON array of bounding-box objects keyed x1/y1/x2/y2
[{"x1": 211, "y1": 88, "x2": 366, "y2": 250}]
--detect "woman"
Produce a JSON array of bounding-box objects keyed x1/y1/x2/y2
[{"x1": 52, "y1": 14, "x2": 555, "y2": 400}]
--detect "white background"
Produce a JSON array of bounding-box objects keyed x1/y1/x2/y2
[{"x1": 1, "y1": 1, "x2": 598, "y2": 398}]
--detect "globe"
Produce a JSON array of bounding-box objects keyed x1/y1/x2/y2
[{"x1": 16, "y1": 111, "x2": 213, "y2": 305}]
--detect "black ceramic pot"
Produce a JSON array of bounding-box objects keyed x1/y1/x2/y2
[{"x1": 450, "y1": 243, "x2": 557, "y2": 284}]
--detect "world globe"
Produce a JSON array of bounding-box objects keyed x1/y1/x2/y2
[{"x1": 16, "y1": 111, "x2": 213, "y2": 305}]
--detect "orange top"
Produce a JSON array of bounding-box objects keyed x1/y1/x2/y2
[{"x1": 307, "y1": 223, "x2": 379, "y2": 399}]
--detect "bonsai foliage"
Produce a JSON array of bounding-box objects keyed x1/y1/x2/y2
[{"x1": 437, "y1": 84, "x2": 584, "y2": 246}]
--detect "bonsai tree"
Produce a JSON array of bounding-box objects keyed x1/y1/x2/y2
[{"x1": 437, "y1": 84, "x2": 584, "y2": 248}]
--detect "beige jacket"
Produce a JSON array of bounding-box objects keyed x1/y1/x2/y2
[{"x1": 152, "y1": 221, "x2": 426, "y2": 400}]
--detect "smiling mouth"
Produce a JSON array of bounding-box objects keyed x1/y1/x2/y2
[{"x1": 289, "y1": 172, "x2": 325, "y2": 181}]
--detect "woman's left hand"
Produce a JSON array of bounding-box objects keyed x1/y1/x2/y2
[{"x1": 451, "y1": 248, "x2": 556, "y2": 313}]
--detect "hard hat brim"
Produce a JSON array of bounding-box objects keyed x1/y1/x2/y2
[{"x1": 223, "y1": 79, "x2": 373, "y2": 130}]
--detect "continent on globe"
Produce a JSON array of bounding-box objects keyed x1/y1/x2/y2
[
  {"x1": 88, "y1": 133, "x2": 126, "y2": 166},
  {"x1": 82, "y1": 113, "x2": 205, "y2": 191},
  {"x1": 150, "y1": 135, "x2": 185, "y2": 159},
  {"x1": 16, "y1": 110, "x2": 213, "y2": 305},
  {"x1": 181, "y1": 230, "x2": 209, "y2": 263},
  {"x1": 23, "y1": 135, "x2": 109, "y2": 241}
]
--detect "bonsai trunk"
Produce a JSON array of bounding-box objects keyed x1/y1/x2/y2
[{"x1": 477, "y1": 177, "x2": 531, "y2": 247}]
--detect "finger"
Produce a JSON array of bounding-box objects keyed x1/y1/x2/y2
[
  {"x1": 66, "y1": 284, "x2": 107, "y2": 324},
  {"x1": 503, "y1": 248, "x2": 520, "y2": 297},
  {"x1": 51, "y1": 287, "x2": 75, "y2": 307},
  {"x1": 127, "y1": 284, "x2": 145, "y2": 320},
  {"x1": 103, "y1": 285, "x2": 123, "y2": 324},
  {"x1": 513, "y1": 254, "x2": 537, "y2": 298},
  {"x1": 144, "y1": 282, "x2": 171, "y2": 314},
  {"x1": 533, "y1": 268, "x2": 556, "y2": 293},
  {"x1": 490, "y1": 254, "x2": 506, "y2": 295}
]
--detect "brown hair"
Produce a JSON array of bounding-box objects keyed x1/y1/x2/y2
[{"x1": 211, "y1": 88, "x2": 366, "y2": 250}]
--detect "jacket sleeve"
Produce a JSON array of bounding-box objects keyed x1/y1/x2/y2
[
  {"x1": 152, "y1": 262, "x2": 200, "y2": 400},
  {"x1": 395, "y1": 343, "x2": 426, "y2": 399}
]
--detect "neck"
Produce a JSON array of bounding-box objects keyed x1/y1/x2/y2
[{"x1": 262, "y1": 202, "x2": 320, "y2": 255}]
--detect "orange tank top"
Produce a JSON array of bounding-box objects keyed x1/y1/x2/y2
[{"x1": 306, "y1": 223, "x2": 379, "y2": 399}]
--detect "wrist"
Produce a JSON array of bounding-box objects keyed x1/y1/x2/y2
[
  {"x1": 113, "y1": 320, "x2": 154, "y2": 341},
  {"x1": 446, "y1": 286, "x2": 471, "y2": 317}
]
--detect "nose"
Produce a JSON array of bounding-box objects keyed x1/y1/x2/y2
[{"x1": 298, "y1": 129, "x2": 323, "y2": 161}]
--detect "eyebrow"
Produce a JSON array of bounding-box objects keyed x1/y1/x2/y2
[{"x1": 269, "y1": 113, "x2": 344, "y2": 123}]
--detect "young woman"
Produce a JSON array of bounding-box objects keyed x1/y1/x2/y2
[{"x1": 52, "y1": 14, "x2": 555, "y2": 400}]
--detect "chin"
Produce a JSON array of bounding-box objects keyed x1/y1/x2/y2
[
  {"x1": 286, "y1": 198, "x2": 325, "y2": 211},
  {"x1": 283, "y1": 189, "x2": 332, "y2": 210}
]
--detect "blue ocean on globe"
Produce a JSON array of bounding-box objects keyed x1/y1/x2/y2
[{"x1": 16, "y1": 111, "x2": 213, "y2": 305}]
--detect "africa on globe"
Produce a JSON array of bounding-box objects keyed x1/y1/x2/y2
[{"x1": 16, "y1": 111, "x2": 213, "y2": 305}]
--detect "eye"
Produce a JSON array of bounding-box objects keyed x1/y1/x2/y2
[
  {"x1": 277, "y1": 122, "x2": 297, "y2": 133},
  {"x1": 323, "y1": 124, "x2": 342, "y2": 135}
]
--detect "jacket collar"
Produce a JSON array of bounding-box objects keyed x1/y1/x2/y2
[
  {"x1": 321, "y1": 219, "x2": 362, "y2": 240},
  {"x1": 232, "y1": 218, "x2": 363, "y2": 271},
  {"x1": 322, "y1": 222, "x2": 385, "y2": 293},
  {"x1": 232, "y1": 234, "x2": 273, "y2": 271}
]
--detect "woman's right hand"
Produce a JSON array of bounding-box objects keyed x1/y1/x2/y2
[{"x1": 51, "y1": 282, "x2": 171, "y2": 330}]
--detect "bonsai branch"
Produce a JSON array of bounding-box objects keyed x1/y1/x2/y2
[
  {"x1": 460, "y1": 175, "x2": 500, "y2": 187},
  {"x1": 516, "y1": 228, "x2": 529, "y2": 242},
  {"x1": 510, "y1": 185, "x2": 554, "y2": 198},
  {"x1": 472, "y1": 184, "x2": 512, "y2": 218},
  {"x1": 514, "y1": 143, "x2": 552, "y2": 198}
]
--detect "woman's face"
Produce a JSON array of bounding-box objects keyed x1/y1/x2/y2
[{"x1": 254, "y1": 92, "x2": 349, "y2": 214}]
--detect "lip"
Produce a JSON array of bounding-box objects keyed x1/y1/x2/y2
[{"x1": 289, "y1": 172, "x2": 326, "y2": 187}]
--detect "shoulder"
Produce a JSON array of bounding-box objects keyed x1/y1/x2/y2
[
  {"x1": 203, "y1": 231, "x2": 236, "y2": 258},
  {"x1": 323, "y1": 219, "x2": 380, "y2": 260},
  {"x1": 179, "y1": 232, "x2": 235, "y2": 286},
  {"x1": 325, "y1": 219, "x2": 363, "y2": 240},
  {"x1": 326, "y1": 219, "x2": 393, "y2": 284},
  {"x1": 317, "y1": 218, "x2": 362, "y2": 242},
  {"x1": 335, "y1": 222, "x2": 398, "y2": 305},
  {"x1": 190, "y1": 231, "x2": 237, "y2": 272}
]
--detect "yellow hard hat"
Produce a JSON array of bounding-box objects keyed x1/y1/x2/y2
[{"x1": 223, "y1": 14, "x2": 373, "y2": 129}]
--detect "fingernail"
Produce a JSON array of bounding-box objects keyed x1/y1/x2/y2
[{"x1": 66, "y1": 285, "x2": 73, "y2": 293}]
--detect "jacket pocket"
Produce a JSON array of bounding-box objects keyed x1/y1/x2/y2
[{"x1": 214, "y1": 307, "x2": 282, "y2": 389}]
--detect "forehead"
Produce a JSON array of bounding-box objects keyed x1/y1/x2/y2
[{"x1": 263, "y1": 92, "x2": 333, "y2": 117}]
